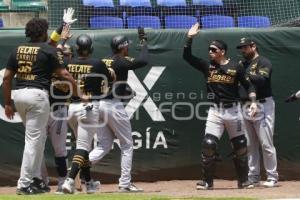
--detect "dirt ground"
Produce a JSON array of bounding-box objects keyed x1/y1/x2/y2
[{"x1": 0, "y1": 180, "x2": 299, "y2": 199}]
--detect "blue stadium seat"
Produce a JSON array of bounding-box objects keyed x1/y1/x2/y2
[
  {"x1": 238, "y1": 16, "x2": 271, "y2": 28},
  {"x1": 165, "y1": 15, "x2": 197, "y2": 29},
  {"x1": 127, "y1": 15, "x2": 160, "y2": 28},
  {"x1": 201, "y1": 15, "x2": 234, "y2": 28},
  {"x1": 157, "y1": 0, "x2": 186, "y2": 7},
  {"x1": 0, "y1": 18, "x2": 3, "y2": 28},
  {"x1": 83, "y1": 0, "x2": 114, "y2": 7},
  {"x1": 192, "y1": 0, "x2": 223, "y2": 6},
  {"x1": 120, "y1": 0, "x2": 152, "y2": 7},
  {"x1": 90, "y1": 16, "x2": 124, "y2": 28}
]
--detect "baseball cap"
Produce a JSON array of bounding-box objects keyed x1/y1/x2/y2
[
  {"x1": 236, "y1": 37, "x2": 255, "y2": 49},
  {"x1": 210, "y1": 40, "x2": 227, "y2": 52}
]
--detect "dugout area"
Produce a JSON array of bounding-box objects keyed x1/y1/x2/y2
[{"x1": 0, "y1": 28, "x2": 299, "y2": 185}]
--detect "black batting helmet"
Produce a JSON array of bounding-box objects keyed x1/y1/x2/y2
[
  {"x1": 76, "y1": 34, "x2": 93, "y2": 55},
  {"x1": 110, "y1": 35, "x2": 130, "y2": 53}
]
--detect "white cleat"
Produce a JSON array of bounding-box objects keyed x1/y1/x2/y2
[
  {"x1": 263, "y1": 179, "x2": 278, "y2": 188},
  {"x1": 62, "y1": 178, "x2": 75, "y2": 194},
  {"x1": 55, "y1": 177, "x2": 66, "y2": 194},
  {"x1": 119, "y1": 183, "x2": 143, "y2": 193}
]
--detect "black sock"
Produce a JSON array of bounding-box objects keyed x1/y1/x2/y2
[
  {"x1": 54, "y1": 156, "x2": 67, "y2": 177},
  {"x1": 81, "y1": 159, "x2": 91, "y2": 182},
  {"x1": 69, "y1": 149, "x2": 88, "y2": 180}
]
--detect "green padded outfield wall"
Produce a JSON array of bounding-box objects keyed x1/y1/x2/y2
[{"x1": 0, "y1": 28, "x2": 300, "y2": 185}]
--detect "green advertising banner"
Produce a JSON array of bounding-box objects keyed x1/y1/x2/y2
[{"x1": 0, "y1": 28, "x2": 300, "y2": 185}]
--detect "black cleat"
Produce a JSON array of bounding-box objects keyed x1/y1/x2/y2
[
  {"x1": 31, "y1": 177, "x2": 51, "y2": 193},
  {"x1": 196, "y1": 180, "x2": 213, "y2": 190},
  {"x1": 238, "y1": 180, "x2": 254, "y2": 189},
  {"x1": 16, "y1": 186, "x2": 39, "y2": 195}
]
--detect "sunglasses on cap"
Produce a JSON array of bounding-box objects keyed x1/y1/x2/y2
[{"x1": 208, "y1": 47, "x2": 220, "y2": 53}]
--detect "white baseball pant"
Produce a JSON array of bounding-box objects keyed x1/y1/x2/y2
[
  {"x1": 243, "y1": 97, "x2": 278, "y2": 182},
  {"x1": 13, "y1": 88, "x2": 50, "y2": 188},
  {"x1": 89, "y1": 99, "x2": 133, "y2": 188}
]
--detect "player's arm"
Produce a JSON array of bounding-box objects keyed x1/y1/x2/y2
[
  {"x1": 183, "y1": 23, "x2": 209, "y2": 74},
  {"x1": 49, "y1": 7, "x2": 77, "y2": 47},
  {"x1": 3, "y1": 50, "x2": 18, "y2": 119},
  {"x1": 285, "y1": 90, "x2": 300, "y2": 102},
  {"x1": 248, "y1": 59, "x2": 272, "y2": 87},
  {"x1": 54, "y1": 68, "x2": 78, "y2": 96},
  {"x1": 49, "y1": 48, "x2": 84, "y2": 99},
  {"x1": 238, "y1": 64, "x2": 257, "y2": 117},
  {"x1": 3, "y1": 69, "x2": 16, "y2": 120}
]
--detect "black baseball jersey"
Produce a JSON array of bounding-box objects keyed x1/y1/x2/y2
[
  {"x1": 67, "y1": 57, "x2": 111, "y2": 102},
  {"x1": 49, "y1": 56, "x2": 70, "y2": 106},
  {"x1": 239, "y1": 56, "x2": 272, "y2": 100},
  {"x1": 102, "y1": 42, "x2": 148, "y2": 98},
  {"x1": 183, "y1": 39, "x2": 255, "y2": 104},
  {"x1": 6, "y1": 42, "x2": 64, "y2": 91}
]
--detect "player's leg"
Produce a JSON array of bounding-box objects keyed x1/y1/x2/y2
[
  {"x1": 63, "y1": 102, "x2": 99, "y2": 194},
  {"x1": 105, "y1": 100, "x2": 142, "y2": 192},
  {"x1": 224, "y1": 104, "x2": 253, "y2": 189},
  {"x1": 14, "y1": 89, "x2": 50, "y2": 194},
  {"x1": 48, "y1": 106, "x2": 69, "y2": 193},
  {"x1": 254, "y1": 98, "x2": 278, "y2": 187},
  {"x1": 197, "y1": 106, "x2": 224, "y2": 190},
  {"x1": 244, "y1": 118, "x2": 261, "y2": 185},
  {"x1": 89, "y1": 125, "x2": 114, "y2": 164}
]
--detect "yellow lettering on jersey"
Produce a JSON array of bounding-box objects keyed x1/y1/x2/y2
[
  {"x1": 208, "y1": 70, "x2": 234, "y2": 84},
  {"x1": 67, "y1": 64, "x2": 92, "y2": 75},
  {"x1": 17, "y1": 46, "x2": 40, "y2": 55},
  {"x1": 102, "y1": 59, "x2": 113, "y2": 68},
  {"x1": 125, "y1": 56, "x2": 135, "y2": 62},
  {"x1": 17, "y1": 46, "x2": 40, "y2": 62},
  {"x1": 57, "y1": 51, "x2": 64, "y2": 65},
  {"x1": 17, "y1": 61, "x2": 33, "y2": 73},
  {"x1": 16, "y1": 73, "x2": 36, "y2": 80}
]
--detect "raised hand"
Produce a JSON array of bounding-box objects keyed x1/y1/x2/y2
[
  {"x1": 188, "y1": 23, "x2": 200, "y2": 38},
  {"x1": 63, "y1": 7, "x2": 77, "y2": 25}
]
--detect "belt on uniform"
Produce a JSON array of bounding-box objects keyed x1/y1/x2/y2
[
  {"x1": 19, "y1": 86, "x2": 47, "y2": 91},
  {"x1": 242, "y1": 98, "x2": 266, "y2": 104},
  {"x1": 212, "y1": 102, "x2": 237, "y2": 109},
  {"x1": 258, "y1": 99, "x2": 266, "y2": 103}
]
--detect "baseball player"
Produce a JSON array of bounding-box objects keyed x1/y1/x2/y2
[
  {"x1": 237, "y1": 38, "x2": 279, "y2": 187},
  {"x1": 183, "y1": 23, "x2": 257, "y2": 190},
  {"x1": 62, "y1": 34, "x2": 114, "y2": 194},
  {"x1": 45, "y1": 43, "x2": 73, "y2": 194},
  {"x1": 285, "y1": 90, "x2": 300, "y2": 102},
  {"x1": 88, "y1": 28, "x2": 148, "y2": 192},
  {"x1": 39, "y1": 10, "x2": 77, "y2": 193},
  {"x1": 2, "y1": 18, "x2": 80, "y2": 195}
]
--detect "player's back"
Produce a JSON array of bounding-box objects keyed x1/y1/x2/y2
[
  {"x1": 67, "y1": 57, "x2": 110, "y2": 101},
  {"x1": 8, "y1": 42, "x2": 64, "y2": 91}
]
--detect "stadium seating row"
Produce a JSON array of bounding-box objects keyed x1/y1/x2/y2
[
  {"x1": 89, "y1": 15, "x2": 271, "y2": 29},
  {"x1": 83, "y1": 0, "x2": 224, "y2": 7},
  {"x1": 0, "y1": 15, "x2": 271, "y2": 29}
]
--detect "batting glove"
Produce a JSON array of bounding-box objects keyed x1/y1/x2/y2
[{"x1": 63, "y1": 7, "x2": 77, "y2": 24}]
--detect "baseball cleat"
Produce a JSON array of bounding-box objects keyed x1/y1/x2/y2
[
  {"x1": 119, "y1": 183, "x2": 143, "y2": 193},
  {"x1": 263, "y1": 179, "x2": 278, "y2": 188},
  {"x1": 62, "y1": 178, "x2": 75, "y2": 194},
  {"x1": 238, "y1": 180, "x2": 254, "y2": 189},
  {"x1": 31, "y1": 177, "x2": 51, "y2": 193},
  {"x1": 196, "y1": 180, "x2": 213, "y2": 190},
  {"x1": 86, "y1": 180, "x2": 100, "y2": 194},
  {"x1": 16, "y1": 185, "x2": 41, "y2": 195}
]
